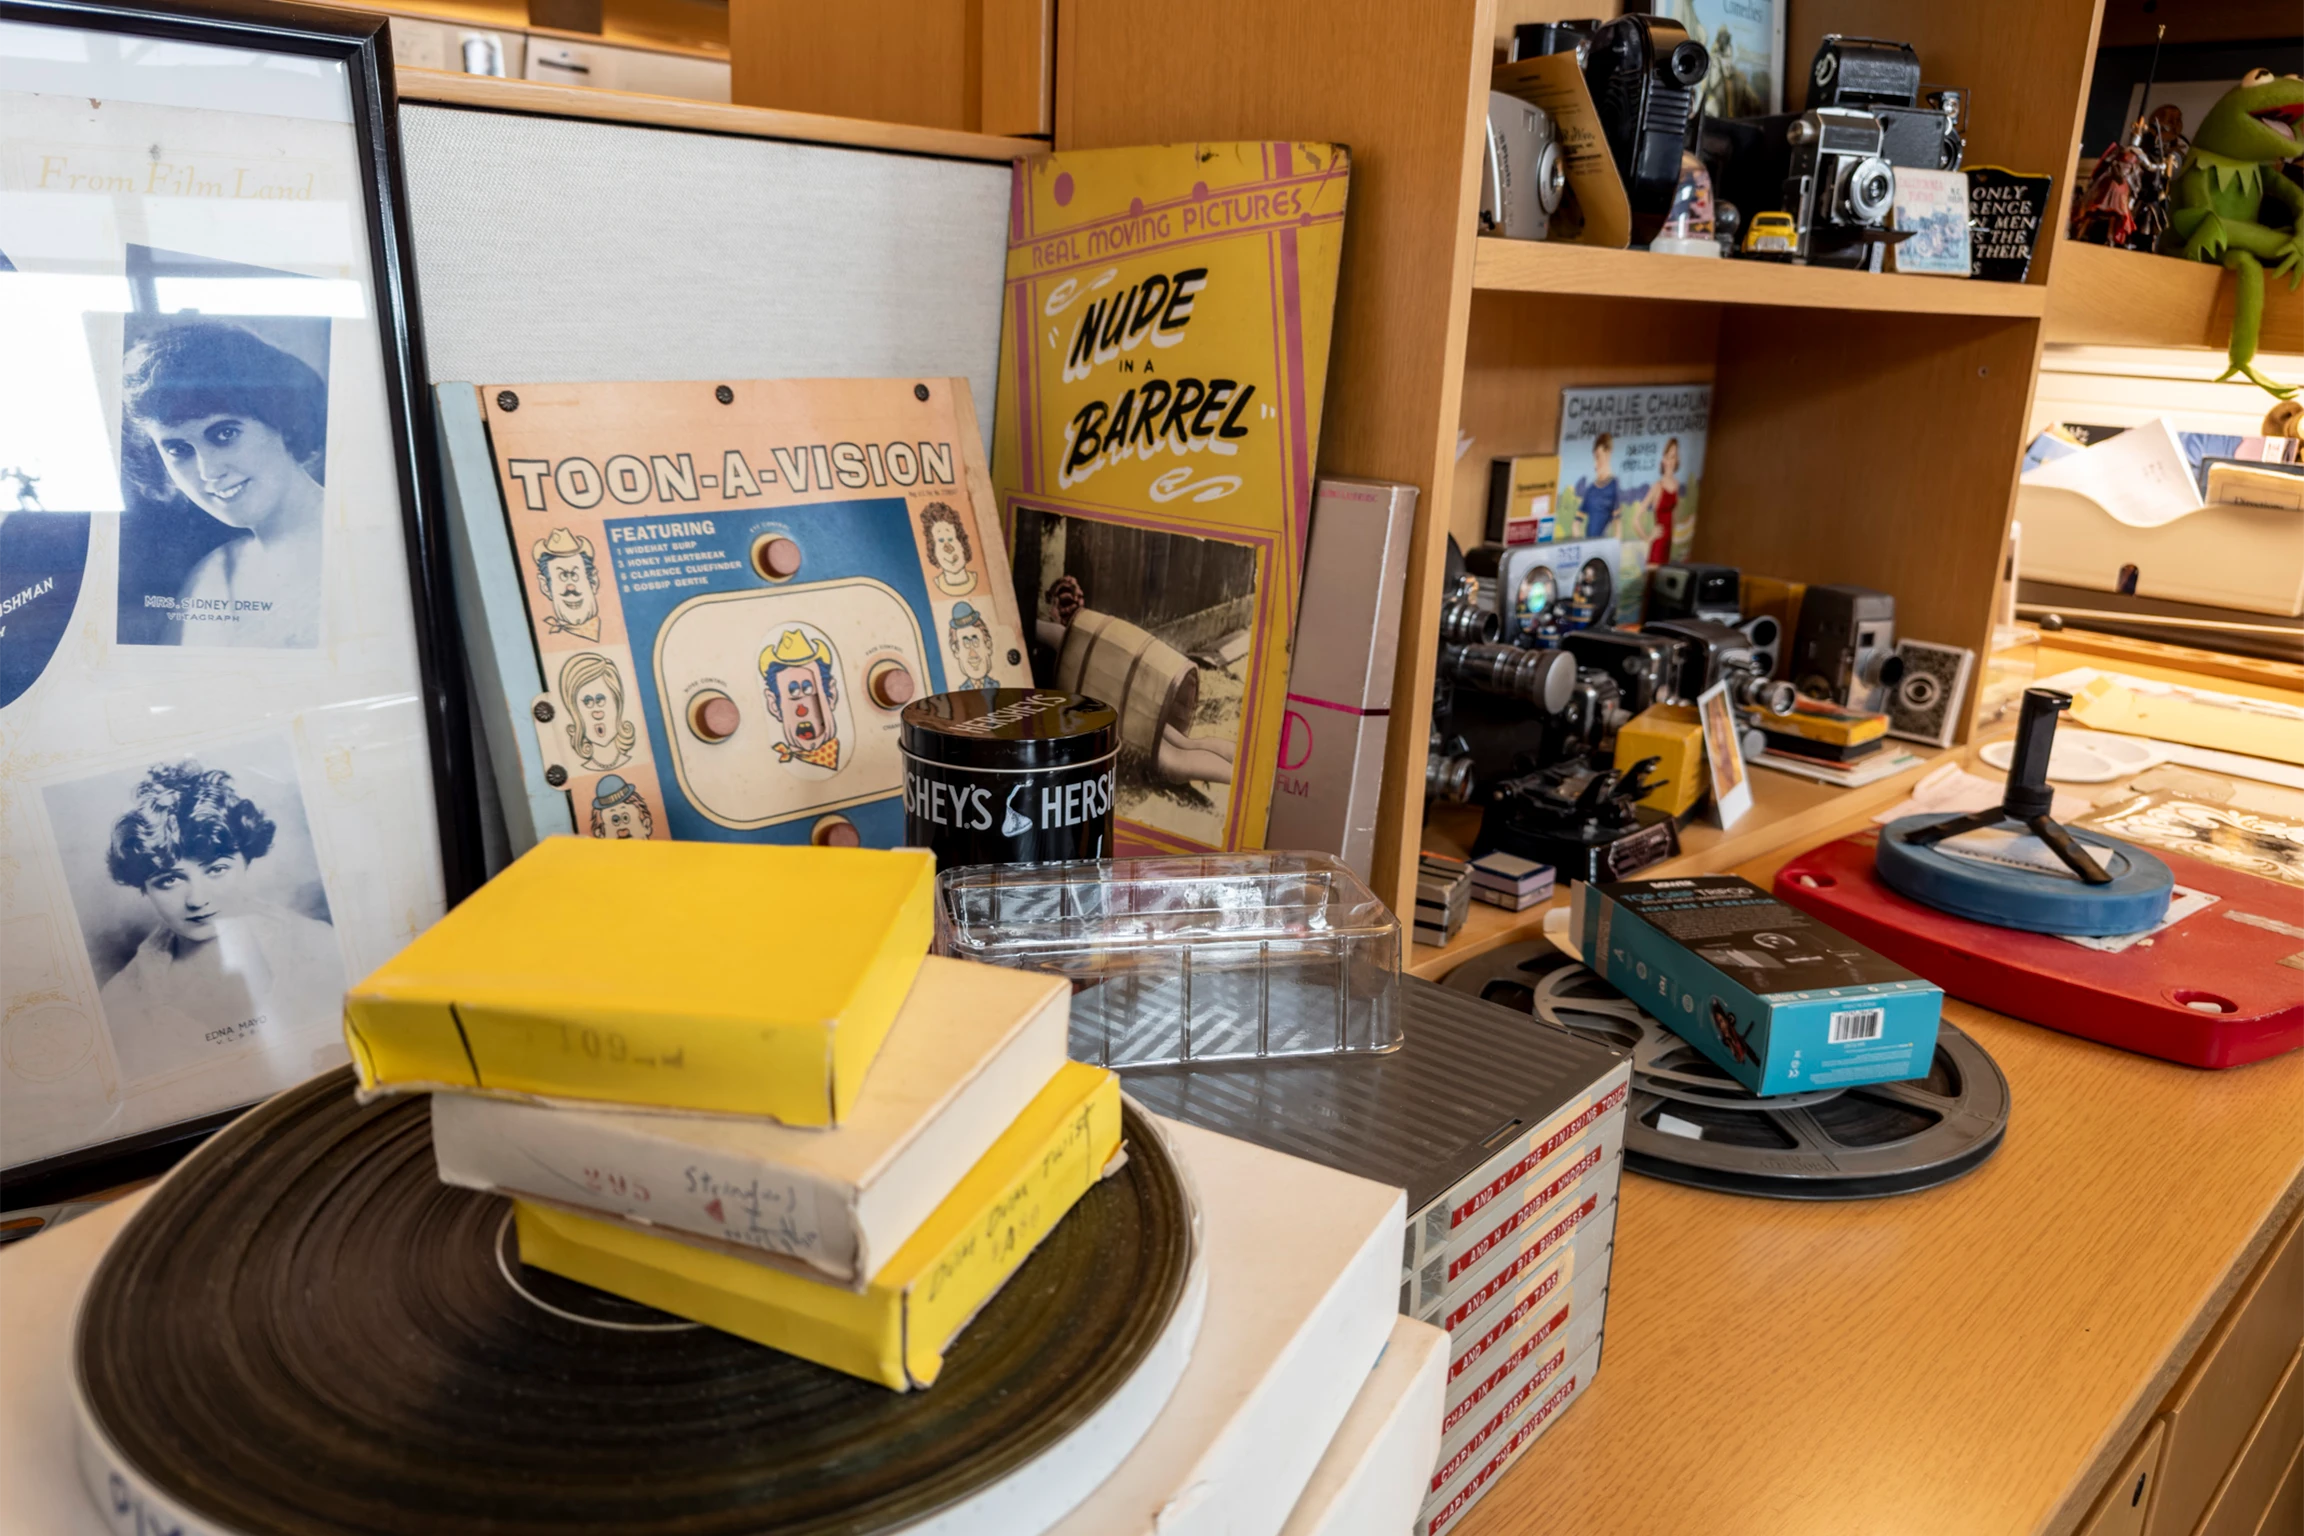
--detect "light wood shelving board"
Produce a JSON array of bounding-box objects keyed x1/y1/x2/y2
[
  {"x1": 396, "y1": 69, "x2": 1041, "y2": 160},
  {"x1": 1473, "y1": 238, "x2": 2051, "y2": 317},
  {"x1": 2044, "y1": 238, "x2": 2304, "y2": 352},
  {"x1": 340, "y1": 0, "x2": 730, "y2": 57}
]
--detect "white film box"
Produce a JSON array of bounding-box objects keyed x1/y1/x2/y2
[
  {"x1": 431, "y1": 956, "x2": 1068, "y2": 1287},
  {"x1": 1421, "y1": 1336, "x2": 1604, "y2": 1536}
]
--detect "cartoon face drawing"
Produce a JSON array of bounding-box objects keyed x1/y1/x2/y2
[
  {"x1": 918, "y1": 501, "x2": 977, "y2": 596},
  {"x1": 948, "y1": 601, "x2": 997, "y2": 695},
  {"x1": 759, "y1": 627, "x2": 843, "y2": 770},
  {"x1": 559, "y1": 652, "x2": 636, "y2": 771},
  {"x1": 533, "y1": 527, "x2": 602, "y2": 640},
  {"x1": 589, "y1": 774, "x2": 653, "y2": 838}
]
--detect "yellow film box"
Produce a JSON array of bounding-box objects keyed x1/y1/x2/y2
[
  {"x1": 343, "y1": 837, "x2": 934, "y2": 1124},
  {"x1": 512, "y1": 1060, "x2": 1123, "y2": 1390}
]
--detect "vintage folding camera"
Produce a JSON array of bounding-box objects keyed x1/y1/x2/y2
[
  {"x1": 1791, "y1": 584, "x2": 1906, "y2": 713},
  {"x1": 1646, "y1": 562, "x2": 1741, "y2": 624},
  {"x1": 1783, "y1": 107, "x2": 1898, "y2": 267},
  {"x1": 1643, "y1": 617, "x2": 1797, "y2": 716},
  {"x1": 1520, "y1": 14, "x2": 1708, "y2": 231},
  {"x1": 1561, "y1": 628, "x2": 1685, "y2": 716},
  {"x1": 1481, "y1": 92, "x2": 1566, "y2": 241},
  {"x1": 1805, "y1": 34, "x2": 1964, "y2": 173}
]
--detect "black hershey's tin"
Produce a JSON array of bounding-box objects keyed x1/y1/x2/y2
[{"x1": 900, "y1": 689, "x2": 1118, "y2": 867}]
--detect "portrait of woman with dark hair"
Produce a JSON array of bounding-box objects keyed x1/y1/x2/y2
[
  {"x1": 92, "y1": 759, "x2": 345, "y2": 1081},
  {"x1": 117, "y1": 315, "x2": 331, "y2": 649}
]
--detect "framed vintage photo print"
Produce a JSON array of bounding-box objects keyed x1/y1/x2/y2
[{"x1": 0, "y1": 0, "x2": 479, "y2": 1206}]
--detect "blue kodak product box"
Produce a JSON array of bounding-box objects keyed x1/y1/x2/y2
[{"x1": 1572, "y1": 875, "x2": 1941, "y2": 1096}]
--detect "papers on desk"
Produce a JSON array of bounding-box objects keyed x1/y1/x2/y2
[{"x1": 2020, "y1": 417, "x2": 2202, "y2": 528}]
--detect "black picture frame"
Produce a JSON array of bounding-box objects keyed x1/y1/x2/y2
[{"x1": 0, "y1": 0, "x2": 483, "y2": 1211}]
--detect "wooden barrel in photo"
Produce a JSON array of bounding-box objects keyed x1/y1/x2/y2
[{"x1": 1056, "y1": 610, "x2": 1199, "y2": 757}]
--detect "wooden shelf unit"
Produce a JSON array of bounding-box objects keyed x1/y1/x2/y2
[
  {"x1": 1040, "y1": 0, "x2": 2114, "y2": 921},
  {"x1": 1473, "y1": 237, "x2": 2051, "y2": 317}
]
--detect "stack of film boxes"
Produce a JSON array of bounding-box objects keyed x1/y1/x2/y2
[
  {"x1": 1406, "y1": 987, "x2": 1628, "y2": 1536},
  {"x1": 1415, "y1": 853, "x2": 1474, "y2": 945},
  {"x1": 1119, "y1": 977, "x2": 1630, "y2": 1536},
  {"x1": 340, "y1": 837, "x2": 1118, "y2": 1392},
  {"x1": 1469, "y1": 851, "x2": 1555, "y2": 912}
]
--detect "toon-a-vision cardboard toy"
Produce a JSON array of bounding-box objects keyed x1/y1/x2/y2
[{"x1": 480, "y1": 378, "x2": 1031, "y2": 848}]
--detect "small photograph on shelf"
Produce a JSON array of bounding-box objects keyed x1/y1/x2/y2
[
  {"x1": 1697, "y1": 680, "x2": 1752, "y2": 828},
  {"x1": 42, "y1": 740, "x2": 348, "y2": 1089},
  {"x1": 1889, "y1": 168, "x2": 1972, "y2": 277}
]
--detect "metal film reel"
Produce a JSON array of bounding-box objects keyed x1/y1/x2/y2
[{"x1": 1446, "y1": 944, "x2": 2010, "y2": 1199}]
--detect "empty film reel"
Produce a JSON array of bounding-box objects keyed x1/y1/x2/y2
[
  {"x1": 75, "y1": 1070, "x2": 1193, "y2": 1536},
  {"x1": 1445, "y1": 944, "x2": 2009, "y2": 1199}
]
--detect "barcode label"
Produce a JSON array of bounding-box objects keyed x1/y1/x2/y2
[{"x1": 1829, "y1": 1008, "x2": 1884, "y2": 1043}]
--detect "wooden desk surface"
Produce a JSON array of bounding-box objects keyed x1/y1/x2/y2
[{"x1": 1454, "y1": 819, "x2": 2304, "y2": 1536}]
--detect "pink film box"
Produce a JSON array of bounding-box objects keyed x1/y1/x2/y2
[{"x1": 1267, "y1": 478, "x2": 1418, "y2": 880}]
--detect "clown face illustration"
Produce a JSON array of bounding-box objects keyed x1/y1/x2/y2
[{"x1": 759, "y1": 627, "x2": 843, "y2": 771}]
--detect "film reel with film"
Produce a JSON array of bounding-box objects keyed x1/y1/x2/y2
[
  {"x1": 73, "y1": 1071, "x2": 1199, "y2": 1536},
  {"x1": 1445, "y1": 944, "x2": 2009, "y2": 1199}
]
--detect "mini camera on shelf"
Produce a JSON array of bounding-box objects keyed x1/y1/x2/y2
[
  {"x1": 1560, "y1": 628, "x2": 1685, "y2": 717},
  {"x1": 1791, "y1": 584, "x2": 1905, "y2": 713},
  {"x1": 1642, "y1": 617, "x2": 1798, "y2": 718},
  {"x1": 1516, "y1": 15, "x2": 1709, "y2": 239},
  {"x1": 1481, "y1": 92, "x2": 1566, "y2": 241}
]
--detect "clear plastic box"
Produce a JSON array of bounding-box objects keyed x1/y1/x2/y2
[{"x1": 934, "y1": 852, "x2": 1402, "y2": 1068}]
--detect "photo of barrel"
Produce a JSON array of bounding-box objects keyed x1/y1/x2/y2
[{"x1": 1011, "y1": 507, "x2": 1250, "y2": 849}]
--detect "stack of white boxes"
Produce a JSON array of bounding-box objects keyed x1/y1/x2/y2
[{"x1": 1122, "y1": 976, "x2": 1631, "y2": 1536}]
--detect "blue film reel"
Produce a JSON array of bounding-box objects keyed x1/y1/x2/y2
[{"x1": 1875, "y1": 814, "x2": 2175, "y2": 937}]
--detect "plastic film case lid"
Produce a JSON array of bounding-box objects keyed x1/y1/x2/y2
[{"x1": 934, "y1": 852, "x2": 1402, "y2": 1068}]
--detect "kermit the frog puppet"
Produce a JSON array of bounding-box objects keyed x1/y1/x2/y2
[{"x1": 2169, "y1": 69, "x2": 2304, "y2": 397}]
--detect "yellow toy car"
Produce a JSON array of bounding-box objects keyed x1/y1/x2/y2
[{"x1": 1741, "y1": 211, "x2": 1798, "y2": 259}]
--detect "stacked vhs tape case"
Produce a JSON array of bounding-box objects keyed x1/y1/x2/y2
[{"x1": 1122, "y1": 975, "x2": 1630, "y2": 1534}]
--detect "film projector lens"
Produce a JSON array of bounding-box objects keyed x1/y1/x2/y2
[
  {"x1": 1517, "y1": 563, "x2": 1559, "y2": 620},
  {"x1": 75, "y1": 1071, "x2": 1193, "y2": 1536},
  {"x1": 1445, "y1": 944, "x2": 2009, "y2": 1199}
]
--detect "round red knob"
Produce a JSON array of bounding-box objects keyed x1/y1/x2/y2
[
  {"x1": 689, "y1": 692, "x2": 740, "y2": 741},
  {"x1": 867, "y1": 661, "x2": 915, "y2": 709},
  {"x1": 756, "y1": 536, "x2": 802, "y2": 580}
]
